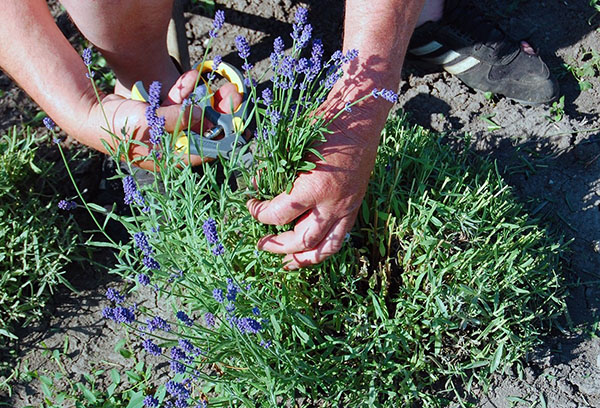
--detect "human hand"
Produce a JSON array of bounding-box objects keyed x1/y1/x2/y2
[
  {"x1": 247, "y1": 91, "x2": 389, "y2": 270},
  {"x1": 82, "y1": 69, "x2": 242, "y2": 168}
]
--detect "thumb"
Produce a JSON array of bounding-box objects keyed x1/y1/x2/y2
[{"x1": 165, "y1": 70, "x2": 200, "y2": 106}]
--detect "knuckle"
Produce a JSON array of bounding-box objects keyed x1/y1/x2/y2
[{"x1": 302, "y1": 232, "x2": 322, "y2": 249}]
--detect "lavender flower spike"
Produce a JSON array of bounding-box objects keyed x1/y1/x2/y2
[
  {"x1": 134, "y1": 231, "x2": 153, "y2": 256},
  {"x1": 43, "y1": 117, "x2": 56, "y2": 131},
  {"x1": 143, "y1": 395, "x2": 159, "y2": 408},
  {"x1": 82, "y1": 47, "x2": 93, "y2": 66},
  {"x1": 209, "y1": 10, "x2": 225, "y2": 38},
  {"x1": 372, "y1": 88, "x2": 399, "y2": 103},
  {"x1": 235, "y1": 35, "x2": 251, "y2": 59},
  {"x1": 202, "y1": 218, "x2": 219, "y2": 245},
  {"x1": 57, "y1": 200, "x2": 77, "y2": 211}
]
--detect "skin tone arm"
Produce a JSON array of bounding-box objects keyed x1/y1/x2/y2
[
  {"x1": 0, "y1": 0, "x2": 240, "y2": 170},
  {"x1": 247, "y1": 0, "x2": 426, "y2": 269}
]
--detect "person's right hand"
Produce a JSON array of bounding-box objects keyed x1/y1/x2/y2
[{"x1": 82, "y1": 69, "x2": 242, "y2": 169}]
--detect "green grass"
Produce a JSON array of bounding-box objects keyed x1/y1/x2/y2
[
  {"x1": 564, "y1": 47, "x2": 600, "y2": 91},
  {"x1": 0, "y1": 127, "x2": 79, "y2": 343}
]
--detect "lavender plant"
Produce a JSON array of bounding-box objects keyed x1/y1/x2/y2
[{"x1": 53, "y1": 7, "x2": 566, "y2": 408}]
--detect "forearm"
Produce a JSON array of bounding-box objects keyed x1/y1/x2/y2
[
  {"x1": 0, "y1": 0, "x2": 102, "y2": 148},
  {"x1": 334, "y1": 0, "x2": 425, "y2": 143}
]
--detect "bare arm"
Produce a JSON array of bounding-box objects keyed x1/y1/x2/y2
[
  {"x1": 248, "y1": 0, "x2": 425, "y2": 269},
  {"x1": 0, "y1": 0, "x2": 235, "y2": 169}
]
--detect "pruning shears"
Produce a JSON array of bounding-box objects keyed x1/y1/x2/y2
[{"x1": 130, "y1": 60, "x2": 252, "y2": 165}]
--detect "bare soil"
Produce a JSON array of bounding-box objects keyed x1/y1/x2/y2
[{"x1": 1, "y1": 1, "x2": 600, "y2": 407}]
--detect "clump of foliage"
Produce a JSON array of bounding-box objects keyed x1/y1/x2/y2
[
  {"x1": 564, "y1": 47, "x2": 600, "y2": 91},
  {"x1": 0, "y1": 127, "x2": 79, "y2": 344},
  {"x1": 57, "y1": 8, "x2": 566, "y2": 408}
]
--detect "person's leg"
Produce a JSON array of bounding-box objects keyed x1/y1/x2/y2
[
  {"x1": 416, "y1": 0, "x2": 444, "y2": 27},
  {"x1": 60, "y1": 0, "x2": 180, "y2": 99},
  {"x1": 408, "y1": 0, "x2": 558, "y2": 104}
]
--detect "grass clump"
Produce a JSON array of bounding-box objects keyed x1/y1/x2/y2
[
  {"x1": 86, "y1": 113, "x2": 565, "y2": 407},
  {"x1": 0, "y1": 127, "x2": 79, "y2": 343}
]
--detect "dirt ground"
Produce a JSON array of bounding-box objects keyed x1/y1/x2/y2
[{"x1": 1, "y1": 0, "x2": 600, "y2": 407}]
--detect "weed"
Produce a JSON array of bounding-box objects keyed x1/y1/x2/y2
[
  {"x1": 564, "y1": 48, "x2": 600, "y2": 91},
  {"x1": 481, "y1": 112, "x2": 502, "y2": 131},
  {"x1": 546, "y1": 95, "x2": 565, "y2": 123}
]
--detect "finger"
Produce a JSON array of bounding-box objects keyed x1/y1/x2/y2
[
  {"x1": 214, "y1": 82, "x2": 243, "y2": 114},
  {"x1": 282, "y1": 216, "x2": 355, "y2": 270},
  {"x1": 246, "y1": 191, "x2": 315, "y2": 226},
  {"x1": 257, "y1": 208, "x2": 335, "y2": 254},
  {"x1": 156, "y1": 104, "x2": 203, "y2": 133},
  {"x1": 165, "y1": 70, "x2": 201, "y2": 106}
]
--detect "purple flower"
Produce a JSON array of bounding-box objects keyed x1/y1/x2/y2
[
  {"x1": 310, "y1": 39, "x2": 324, "y2": 73},
  {"x1": 142, "y1": 338, "x2": 162, "y2": 356},
  {"x1": 134, "y1": 232, "x2": 153, "y2": 256},
  {"x1": 262, "y1": 88, "x2": 273, "y2": 106},
  {"x1": 176, "y1": 311, "x2": 194, "y2": 327},
  {"x1": 252, "y1": 307, "x2": 260, "y2": 316},
  {"x1": 204, "y1": 312, "x2": 216, "y2": 328},
  {"x1": 212, "y1": 243, "x2": 225, "y2": 256},
  {"x1": 297, "y1": 58, "x2": 310, "y2": 75},
  {"x1": 178, "y1": 339, "x2": 194, "y2": 354},
  {"x1": 291, "y1": 7, "x2": 309, "y2": 42},
  {"x1": 241, "y1": 62, "x2": 253, "y2": 72},
  {"x1": 371, "y1": 88, "x2": 398, "y2": 103},
  {"x1": 144, "y1": 81, "x2": 164, "y2": 145},
  {"x1": 323, "y1": 70, "x2": 341, "y2": 90},
  {"x1": 237, "y1": 317, "x2": 262, "y2": 334},
  {"x1": 212, "y1": 288, "x2": 224, "y2": 303},
  {"x1": 43, "y1": 117, "x2": 55, "y2": 131},
  {"x1": 297, "y1": 24, "x2": 312, "y2": 49},
  {"x1": 57, "y1": 200, "x2": 77, "y2": 211},
  {"x1": 144, "y1": 395, "x2": 160, "y2": 408},
  {"x1": 146, "y1": 316, "x2": 171, "y2": 332},
  {"x1": 343, "y1": 49, "x2": 359, "y2": 64},
  {"x1": 170, "y1": 360, "x2": 186, "y2": 374},
  {"x1": 111, "y1": 306, "x2": 135, "y2": 324},
  {"x1": 171, "y1": 346, "x2": 188, "y2": 361},
  {"x1": 175, "y1": 398, "x2": 189, "y2": 408},
  {"x1": 137, "y1": 273, "x2": 151, "y2": 286},
  {"x1": 202, "y1": 218, "x2": 219, "y2": 245},
  {"x1": 213, "y1": 54, "x2": 222, "y2": 70},
  {"x1": 102, "y1": 307, "x2": 114, "y2": 320},
  {"x1": 270, "y1": 36, "x2": 285, "y2": 69},
  {"x1": 106, "y1": 288, "x2": 125, "y2": 304},
  {"x1": 260, "y1": 340, "x2": 272, "y2": 349},
  {"x1": 226, "y1": 278, "x2": 239, "y2": 302},
  {"x1": 82, "y1": 47, "x2": 92, "y2": 66},
  {"x1": 294, "y1": 7, "x2": 308, "y2": 26},
  {"x1": 209, "y1": 10, "x2": 225, "y2": 38},
  {"x1": 235, "y1": 35, "x2": 250, "y2": 59},
  {"x1": 147, "y1": 81, "x2": 162, "y2": 110},
  {"x1": 143, "y1": 255, "x2": 160, "y2": 270},
  {"x1": 275, "y1": 55, "x2": 296, "y2": 89},
  {"x1": 166, "y1": 380, "x2": 190, "y2": 401},
  {"x1": 122, "y1": 176, "x2": 148, "y2": 210}
]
